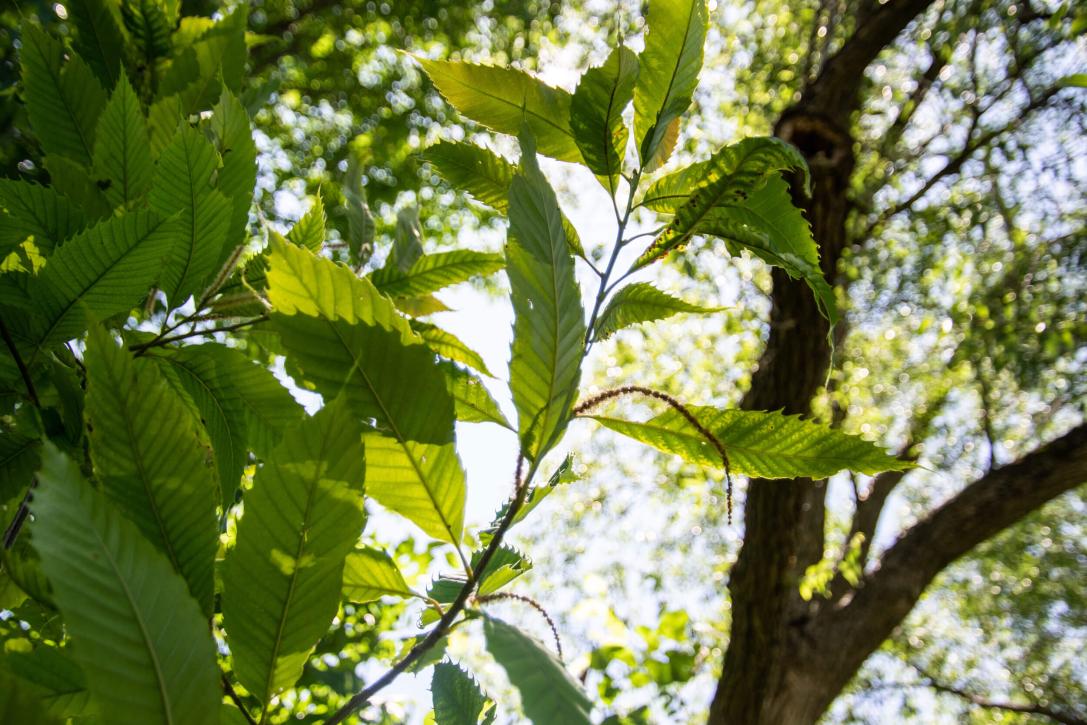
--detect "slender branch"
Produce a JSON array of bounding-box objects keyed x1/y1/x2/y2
[
  {"x1": 221, "y1": 674, "x2": 258, "y2": 725},
  {"x1": 477, "y1": 592, "x2": 564, "y2": 663},
  {"x1": 129, "y1": 316, "x2": 269, "y2": 355},
  {"x1": 325, "y1": 453, "x2": 537, "y2": 724},
  {"x1": 585, "y1": 170, "x2": 642, "y2": 349},
  {"x1": 0, "y1": 317, "x2": 40, "y2": 407},
  {"x1": 908, "y1": 665, "x2": 1087, "y2": 725}
]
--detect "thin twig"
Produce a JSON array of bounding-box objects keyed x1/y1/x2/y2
[
  {"x1": 477, "y1": 592, "x2": 565, "y2": 663},
  {"x1": 130, "y1": 316, "x2": 269, "y2": 354},
  {"x1": 3, "y1": 481, "x2": 36, "y2": 550},
  {"x1": 574, "y1": 385, "x2": 734, "y2": 523},
  {"x1": 221, "y1": 674, "x2": 258, "y2": 725},
  {"x1": 0, "y1": 316, "x2": 40, "y2": 407}
]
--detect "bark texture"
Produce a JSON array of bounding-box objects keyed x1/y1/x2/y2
[{"x1": 706, "y1": 1, "x2": 1087, "y2": 722}]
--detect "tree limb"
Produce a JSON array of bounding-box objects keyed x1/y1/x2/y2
[{"x1": 810, "y1": 424, "x2": 1087, "y2": 689}]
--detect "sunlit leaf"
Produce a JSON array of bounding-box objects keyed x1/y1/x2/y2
[
  {"x1": 342, "y1": 547, "x2": 415, "y2": 603},
  {"x1": 593, "y1": 282, "x2": 723, "y2": 341},
  {"x1": 571, "y1": 46, "x2": 638, "y2": 184}
]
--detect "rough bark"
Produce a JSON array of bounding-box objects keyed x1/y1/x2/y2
[{"x1": 702, "y1": 1, "x2": 1087, "y2": 723}]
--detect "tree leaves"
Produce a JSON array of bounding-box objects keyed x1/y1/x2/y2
[
  {"x1": 31, "y1": 210, "x2": 177, "y2": 348},
  {"x1": 94, "y1": 73, "x2": 153, "y2": 210},
  {"x1": 591, "y1": 406, "x2": 910, "y2": 479},
  {"x1": 483, "y1": 616, "x2": 591, "y2": 725},
  {"x1": 432, "y1": 662, "x2": 492, "y2": 725},
  {"x1": 208, "y1": 90, "x2": 257, "y2": 265},
  {"x1": 286, "y1": 194, "x2": 326, "y2": 251},
  {"x1": 267, "y1": 238, "x2": 466, "y2": 543},
  {"x1": 19, "y1": 21, "x2": 107, "y2": 167},
  {"x1": 0, "y1": 180, "x2": 86, "y2": 256},
  {"x1": 636, "y1": 137, "x2": 809, "y2": 268},
  {"x1": 30, "y1": 443, "x2": 221, "y2": 725},
  {"x1": 506, "y1": 132, "x2": 586, "y2": 459},
  {"x1": 415, "y1": 58, "x2": 582, "y2": 163},
  {"x1": 342, "y1": 547, "x2": 415, "y2": 603},
  {"x1": 369, "y1": 250, "x2": 504, "y2": 300},
  {"x1": 150, "y1": 124, "x2": 231, "y2": 306},
  {"x1": 424, "y1": 141, "x2": 516, "y2": 211},
  {"x1": 223, "y1": 400, "x2": 366, "y2": 705},
  {"x1": 571, "y1": 46, "x2": 639, "y2": 184},
  {"x1": 85, "y1": 328, "x2": 219, "y2": 615},
  {"x1": 593, "y1": 283, "x2": 723, "y2": 341},
  {"x1": 632, "y1": 0, "x2": 707, "y2": 163}
]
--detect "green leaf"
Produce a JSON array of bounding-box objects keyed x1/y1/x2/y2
[
  {"x1": 0, "y1": 670, "x2": 62, "y2": 725},
  {"x1": 591, "y1": 406, "x2": 910, "y2": 479},
  {"x1": 441, "y1": 362, "x2": 511, "y2": 429},
  {"x1": 483, "y1": 616, "x2": 591, "y2": 725},
  {"x1": 42, "y1": 156, "x2": 110, "y2": 220},
  {"x1": 68, "y1": 0, "x2": 124, "y2": 88},
  {"x1": 343, "y1": 158, "x2": 376, "y2": 260},
  {"x1": 506, "y1": 132, "x2": 586, "y2": 458},
  {"x1": 370, "y1": 250, "x2": 505, "y2": 300},
  {"x1": 424, "y1": 141, "x2": 515, "y2": 211},
  {"x1": 0, "y1": 180, "x2": 86, "y2": 256},
  {"x1": 286, "y1": 194, "x2": 326, "y2": 251},
  {"x1": 635, "y1": 137, "x2": 809, "y2": 268},
  {"x1": 423, "y1": 142, "x2": 585, "y2": 257},
  {"x1": 85, "y1": 328, "x2": 220, "y2": 615},
  {"x1": 413, "y1": 321, "x2": 493, "y2": 377},
  {"x1": 121, "y1": 0, "x2": 172, "y2": 76},
  {"x1": 429, "y1": 545, "x2": 530, "y2": 604},
  {"x1": 389, "y1": 206, "x2": 425, "y2": 273},
  {"x1": 432, "y1": 662, "x2": 488, "y2": 725},
  {"x1": 208, "y1": 90, "x2": 257, "y2": 263},
  {"x1": 416, "y1": 58, "x2": 582, "y2": 163},
  {"x1": 632, "y1": 0, "x2": 707, "y2": 162},
  {"x1": 1059, "y1": 72, "x2": 1087, "y2": 87},
  {"x1": 266, "y1": 239, "x2": 465, "y2": 543},
  {"x1": 20, "y1": 22, "x2": 107, "y2": 166},
  {"x1": 342, "y1": 547, "x2": 415, "y2": 603},
  {"x1": 30, "y1": 444, "x2": 221, "y2": 725},
  {"x1": 30, "y1": 210, "x2": 177, "y2": 348},
  {"x1": 223, "y1": 400, "x2": 365, "y2": 705},
  {"x1": 0, "y1": 428, "x2": 40, "y2": 506},
  {"x1": 150, "y1": 124, "x2": 232, "y2": 306},
  {"x1": 363, "y1": 434, "x2": 466, "y2": 544},
  {"x1": 571, "y1": 46, "x2": 639, "y2": 183},
  {"x1": 482, "y1": 455, "x2": 577, "y2": 541},
  {"x1": 699, "y1": 176, "x2": 837, "y2": 323},
  {"x1": 593, "y1": 282, "x2": 723, "y2": 341},
  {"x1": 93, "y1": 73, "x2": 154, "y2": 209},
  {"x1": 4, "y1": 645, "x2": 91, "y2": 718}
]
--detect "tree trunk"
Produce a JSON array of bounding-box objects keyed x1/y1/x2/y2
[{"x1": 705, "y1": 2, "x2": 1087, "y2": 722}]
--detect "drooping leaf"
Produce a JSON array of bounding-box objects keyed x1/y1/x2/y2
[
  {"x1": 570, "y1": 46, "x2": 639, "y2": 184},
  {"x1": 416, "y1": 58, "x2": 581, "y2": 163},
  {"x1": 413, "y1": 321, "x2": 493, "y2": 377},
  {"x1": 207, "y1": 90, "x2": 257, "y2": 262},
  {"x1": 0, "y1": 180, "x2": 86, "y2": 256},
  {"x1": 19, "y1": 22, "x2": 107, "y2": 166},
  {"x1": 483, "y1": 616, "x2": 591, "y2": 725},
  {"x1": 343, "y1": 158, "x2": 376, "y2": 260},
  {"x1": 4, "y1": 645, "x2": 92, "y2": 719},
  {"x1": 267, "y1": 239, "x2": 465, "y2": 543},
  {"x1": 389, "y1": 205, "x2": 425, "y2": 273},
  {"x1": 700, "y1": 176, "x2": 837, "y2": 323},
  {"x1": 370, "y1": 250, "x2": 505, "y2": 300},
  {"x1": 30, "y1": 444, "x2": 221, "y2": 725},
  {"x1": 441, "y1": 362, "x2": 512, "y2": 429},
  {"x1": 286, "y1": 193, "x2": 326, "y2": 251},
  {"x1": 150, "y1": 124, "x2": 232, "y2": 305},
  {"x1": 635, "y1": 137, "x2": 809, "y2": 268},
  {"x1": 0, "y1": 670, "x2": 62, "y2": 725},
  {"x1": 30, "y1": 210, "x2": 178, "y2": 348},
  {"x1": 93, "y1": 73, "x2": 154, "y2": 209},
  {"x1": 342, "y1": 547, "x2": 415, "y2": 603},
  {"x1": 593, "y1": 282, "x2": 723, "y2": 341},
  {"x1": 591, "y1": 406, "x2": 911, "y2": 479},
  {"x1": 223, "y1": 400, "x2": 365, "y2": 705},
  {"x1": 432, "y1": 662, "x2": 489, "y2": 725},
  {"x1": 632, "y1": 0, "x2": 707, "y2": 162},
  {"x1": 84, "y1": 328, "x2": 219, "y2": 615},
  {"x1": 506, "y1": 132, "x2": 586, "y2": 458},
  {"x1": 363, "y1": 434, "x2": 466, "y2": 544},
  {"x1": 68, "y1": 0, "x2": 124, "y2": 88}
]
